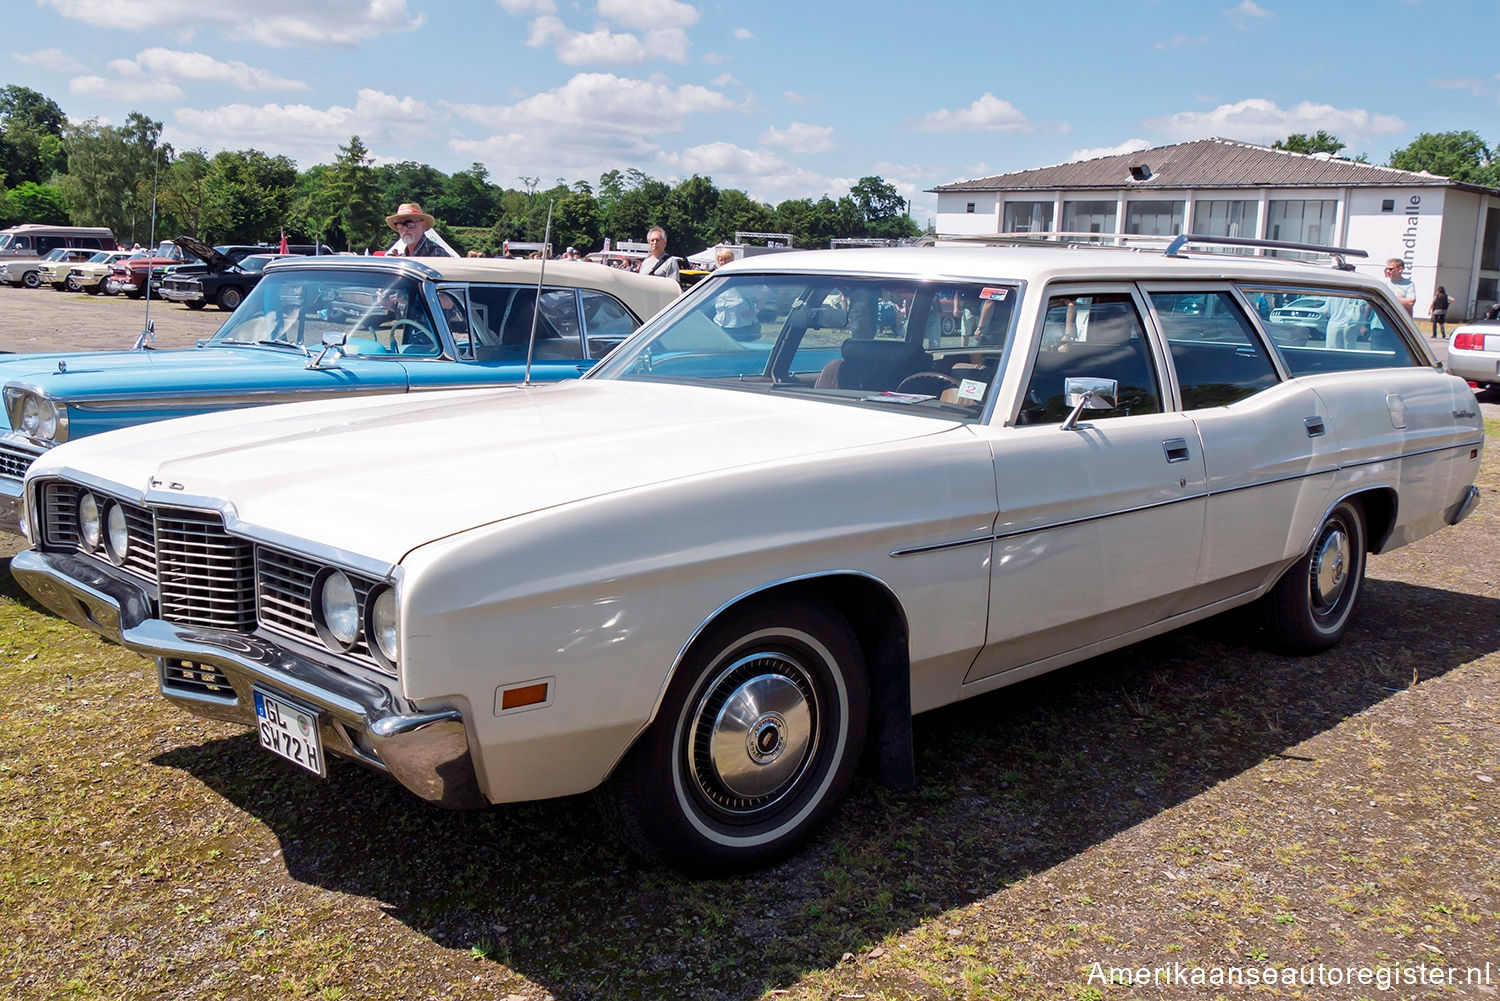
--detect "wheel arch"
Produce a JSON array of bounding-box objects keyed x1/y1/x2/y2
[
  {"x1": 1347, "y1": 486, "x2": 1397, "y2": 554},
  {"x1": 624, "y1": 571, "x2": 916, "y2": 792}
]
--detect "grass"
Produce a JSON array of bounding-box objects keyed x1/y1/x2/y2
[{"x1": 0, "y1": 439, "x2": 1496, "y2": 1000}]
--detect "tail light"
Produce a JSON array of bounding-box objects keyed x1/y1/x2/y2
[{"x1": 1451, "y1": 331, "x2": 1485, "y2": 350}]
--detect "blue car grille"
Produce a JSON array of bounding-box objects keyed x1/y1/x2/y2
[{"x1": 0, "y1": 441, "x2": 41, "y2": 480}]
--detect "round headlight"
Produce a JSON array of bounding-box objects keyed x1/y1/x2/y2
[
  {"x1": 36, "y1": 399, "x2": 58, "y2": 440},
  {"x1": 368, "y1": 587, "x2": 399, "y2": 665},
  {"x1": 20, "y1": 395, "x2": 39, "y2": 435},
  {"x1": 78, "y1": 492, "x2": 102, "y2": 550},
  {"x1": 104, "y1": 503, "x2": 130, "y2": 565},
  {"x1": 316, "y1": 569, "x2": 359, "y2": 650}
]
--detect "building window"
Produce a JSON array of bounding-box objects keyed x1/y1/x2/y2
[
  {"x1": 1062, "y1": 200, "x2": 1117, "y2": 240},
  {"x1": 1003, "y1": 201, "x2": 1054, "y2": 233},
  {"x1": 1124, "y1": 199, "x2": 1184, "y2": 236},
  {"x1": 1381, "y1": 199, "x2": 1395, "y2": 212},
  {"x1": 1266, "y1": 199, "x2": 1337, "y2": 247},
  {"x1": 1479, "y1": 207, "x2": 1500, "y2": 272},
  {"x1": 1193, "y1": 199, "x2": 1258, "y2": 254},
  {"x1": 966, "y1": 202, "x2": 976, "y2": 214}
]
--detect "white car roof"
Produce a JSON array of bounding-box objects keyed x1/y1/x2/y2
[{"x1": 713, "y1": 244, "x2": 1392, "y2": 295}]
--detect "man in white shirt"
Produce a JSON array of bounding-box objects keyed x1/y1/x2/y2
[{"x1": 1383, "y1": 258, "x2": 1415, "y2": 316}]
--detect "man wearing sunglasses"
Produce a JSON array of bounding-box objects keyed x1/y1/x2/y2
[{"x1": 385, "y1": 202, "x2": 455, "y2": 258}]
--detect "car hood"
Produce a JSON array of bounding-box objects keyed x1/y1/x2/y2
[
  {"x1": 172, "y1": 235, "x2": 234, "y2": 271},
  {"x1": 0, "y1": 346, "x2": 412, "y2": 414},
  {"x1": 34, "y1": 380, "x2": 963, "y2": 564}
]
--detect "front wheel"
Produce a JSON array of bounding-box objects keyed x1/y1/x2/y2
[
  {"x1": 216, "y1": 285, "x2": 243, "y2": 311},
  {"x1": 64, "y1": 274, "x2": 83, "y2": 292},
  {"x1": 1257, "y1": 498, "x2": 1367, "y2": 654},
  {"x1": 601, "y1": 599, "x2": 868, "y2": 876},
  {"x1": 21, "y1": 271, "x2": 40, "y2": 289}
]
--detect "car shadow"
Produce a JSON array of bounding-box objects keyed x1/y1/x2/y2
[{"x1": 148, "y1": 576, "x2": 1500, "y2": 1000}]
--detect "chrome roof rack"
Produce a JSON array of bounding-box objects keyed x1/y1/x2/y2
[{"x1": 1163, "y1": 234, "x2": 1369, "y2": 270}]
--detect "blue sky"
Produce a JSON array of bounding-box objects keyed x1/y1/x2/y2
[{"x1": 6, "y1": 0, "x2": 1497, "y2": 228}]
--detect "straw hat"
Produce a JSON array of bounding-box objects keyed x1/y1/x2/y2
[{"x1": 386, "y1": 202, "x2": 436, "y2": 230}]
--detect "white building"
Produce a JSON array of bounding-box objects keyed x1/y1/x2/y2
[{"x1": 932, "y1": 137, "x2": 1500, "y2": 320}]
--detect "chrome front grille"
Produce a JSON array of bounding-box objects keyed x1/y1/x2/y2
[
  {"x1": 160, "y1": 658, "x2": 234, "y2": 701},
  {"x1": 259, "y1": 547, "x2": 377, "y2": 665},
  {"x1": 0, "y1": 441, "x2": 42, "y2": 480},
  {"x1": 156, "y1": 509, "x2": 256, "y2": 631},
  {"x1": 39, "y1": 481, "x2": 157, "y2": 581}
]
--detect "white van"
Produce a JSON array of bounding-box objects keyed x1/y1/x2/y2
[{"x1": 0, "y1": 224, "x2": 118, "y2": 260}]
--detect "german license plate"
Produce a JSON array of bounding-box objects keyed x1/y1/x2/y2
[{"x1": 253, "y1": 688, "x2": 326, "y2": 776}]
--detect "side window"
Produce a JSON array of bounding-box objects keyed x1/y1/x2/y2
[
  {"x1": 537, "y1": 289, "x2": 584, "y2": 359},
  {"x1": 1259, "y1": 288, "x2": 1422, "y2": 375},
  {"x1": 37, "y1": 236, "x2": 62, "y2": 254},
  {"x1": 436, "y1": 285, "x2": 473, "y2": 357},
  {"x1": 1150, "y1": 290, "x2": 1279, "y2": 408},
  {"x1": 580, "y1": 290, "x2": 640, "y2": 357},
  {"x1": 1020, "y1": 292, "x2": 1162, "y2": 424}
]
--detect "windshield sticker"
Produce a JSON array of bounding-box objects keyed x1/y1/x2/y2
[
  {"x1": 979, "y1": 287, "x2": 1009, "y2": 301},
  {"x1": 863, "y1": 391, "x2": 934, "y2": 404},
  {"x1": 957, "y1": 378, "x2": 987, "y2": 402}
]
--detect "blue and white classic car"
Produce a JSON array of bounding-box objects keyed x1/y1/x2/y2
[
  {"x1": 13, "y1": 240, "x2": 1484, "y2": 875},
  {"x1": 0, "y1": 255, "x2": 680, "y2": 532}
]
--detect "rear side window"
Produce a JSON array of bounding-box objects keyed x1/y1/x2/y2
[
  {"x1": 1020, "y1": 292, "x2": 1162, "y2": 424},
  {"x1": 1150, "y1": 291, "x2": 1279, "y2": 408},
  {"x1": 580, "y1": 290, "x2": 641, "y2": 357},
  {"x1": 1250, "y1": 287, "x2": 1423, "y2": 375}
]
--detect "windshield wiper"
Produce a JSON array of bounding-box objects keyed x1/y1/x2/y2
[{"x1": 254, "y1": 338, "x2": 311, "y2": 354}]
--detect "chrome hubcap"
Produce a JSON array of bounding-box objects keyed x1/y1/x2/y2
[
  {"x1": 1310, "y1": 524, "x2": 1349, "y2": 610},
  {"x1": 690, "y1": 653, "x2": 818, "y2": 811}
]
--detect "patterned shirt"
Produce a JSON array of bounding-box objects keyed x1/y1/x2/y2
[{"x1": 391, "y1": 233, "x2": 454, "y2": 258}]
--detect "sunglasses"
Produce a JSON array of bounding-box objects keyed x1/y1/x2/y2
[{"x1": 395, "y1": 219, "x2": 422, "y2": 228}]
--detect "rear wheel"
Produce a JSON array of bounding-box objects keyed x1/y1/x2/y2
[
  {"x1": 601, "y1": 599, "x2": 868, "y2": 876},
  {"x1": 21, "y1": 271, "x2": 40, "y2": 289},
  {"x1": 1257, "y1": 498, "x2": 1366, "y2": 653},
  {"x1": 64, "y1": 273, "x2": 83, "y2": 292}
]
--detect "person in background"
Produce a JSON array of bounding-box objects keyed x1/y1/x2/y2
[
  {"x1": 385, "y1": 203, "x2": 454, "y2": 258},
  {"x1": 637, "y1": 226, "x2": 680, "y2": 282},
  {"x1": 1383, "y1": 257, "x2": 1415, "y2": 316},
  {"x1": 714, "y1": 246, "x2": 735, "y2": 270},
  {"x1": 1429, "y1": 285, "x2": 1450, "y2": 338},
  {"x1": 1486, "y1": 303, "x2": 1500, "y2": 321}
]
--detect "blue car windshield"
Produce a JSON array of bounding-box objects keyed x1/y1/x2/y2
[
  {"x1": 591, "y1": 273, "x2": 1018, "y2": 418},
  {"x1": 206, "y1": 271, "x2": 441, "y2": 357}
]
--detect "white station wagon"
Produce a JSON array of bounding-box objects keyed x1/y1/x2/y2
[{"x1": 13, "y1": 240, "x2": 1485, "y2": 874}]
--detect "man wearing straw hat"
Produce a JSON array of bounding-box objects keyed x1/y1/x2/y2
[{"x1": 385, "y1": 202, "x2": 454, "y2": 257}]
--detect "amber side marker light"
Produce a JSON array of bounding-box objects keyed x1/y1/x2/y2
[{"x1": 500, "y1": 682, "x2": 550, "y2": 711}]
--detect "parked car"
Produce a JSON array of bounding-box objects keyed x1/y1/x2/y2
[
  {"x1": 1267, "y1": 294, "x2": 1332, "y2": 336},
  {"x1": 159, "y1": 238, "x2": 292, "y2": 310},
  {"x1": 36, "y1": 248, "x2": 113, "y2": 290},
  {"x1": 61, "y1": 250, "x2": 134, "y2": 293},
  {"x1": 0, "y1": 224, "x2": 116, "y2": 260},
  {"x1": 1446, "y1": 317, "x2": 1500, "y2": 391},
  {"x1": 0, "y1": 247, "x2": 97, "y2": 288},
  {"x1": 104, "y1": 246, "x2": 192, "y2": 297},
  {"x1": 0, "y1": 255, "x2": 679, "y2": 532},
  {"x1": 12, "y1": 242, "x2": 1484, "y2": 875}
]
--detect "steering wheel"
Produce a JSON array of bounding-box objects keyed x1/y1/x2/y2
[{"x1": 390, "y1": 318, "x2": 437, "y2": 354}]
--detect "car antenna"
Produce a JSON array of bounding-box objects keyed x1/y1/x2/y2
[
  {"x1": 132, "y1": 150, "x2": 162, "y2": 352},
  {"x1": 523, "y1": 199, "x2": 555, "y2": 386}
]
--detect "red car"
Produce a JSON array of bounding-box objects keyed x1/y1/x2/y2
[{"x1": 104, "y1": 244, "x2": 193, "y2": 298}]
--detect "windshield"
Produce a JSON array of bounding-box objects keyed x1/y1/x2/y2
[
  {"x1": 206, "y1": 270, "x2": 442, "y2": 357},
  {"x1": 86, "y1": 251, "x2": 113, "y2": 264},
  {"x1": 0, "y1": 236, "x2": 12, "y2": 250},
  {"x1": 592, "y1": 273, "x2": 1018, "y2": 418},
  {"x1": 238, "y1": 255, "x2": 277, "y2": 273}
]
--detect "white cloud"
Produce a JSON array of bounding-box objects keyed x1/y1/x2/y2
[
  {"x1": 526, "y1": 15, "x2": 689, "y2": 64},
  {"x1": 1144, "y1": 97, "x2": 1405, "y2": 144},
  {"x1": 105, "y1": 48, "x2": 308, "y2": 90},
  {"x1": 1154, "y1": 33, "x2": 1207, "y2": 50},
  {"x1": 496, "y1": 0, "x2": 554, "y2": 12},
  {"x1": 446, "y1": 72, "x2": 738, "y2": 171},
  {"x1": 711, "y1": 72, "x2": 739, "y2": 87},
  {"x1": 760, "y1": 121, "x2": 835, "y2": 154},
  {"x1": 596, "y1": 0, "x2": 699, "y2": 32},
  {"x1": 1225, "y1": 0, "x2": 1274, "y2": 28},
  {"x1": 170, "y1": 88, "x2": 441, "y2": 164},
  {"x1": 13, "y1": 48, "x2": 90, "y2": 74},
  {"x1": 72, "y1": 75, "x2": 185, "y2": 102},
  {"x1": 782, "y1": 90, "x2": 813, "y2": 105},
  {"x1": 662, "y1": 141, "x2": 826, "y2": 205},
  {"x1": 910, "y1": 93, "x2": 1032, "y2": 134},
  {"x1": 1069, "y1": 138, "x2": 1152, "y2": 161},
  {"x1": 40, "y1": 0, "x2": 425, "y2": 47},
  {"x1": 1429, "y1": 77, "x2": 1488, "y2": 97},
  {"x1": 733, "y1": 27, "x2": 754, "y2": 40}
]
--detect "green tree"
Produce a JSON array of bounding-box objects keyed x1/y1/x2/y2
[
  {"x1": 5, "y1": 180, "x2": 68, "y2": 224},
  {"x1": 199, "y1": 149, "x2": 298, "y2": 244},
  {"x1": 551, "y1": 187, "x2": 601, "y2": 253},
  {"x1": 313, "y1": 136, "x2": 383, "y2": 251},
  {"x1": 56, "y1": 113, "x2": 167, "y2": 244},
  {"x1": 1272, "y1": 131, "x2": 1346, "y2": 155},
  {"x1": 602, "y1": 169, "x2": 670, "y2": 246},
  {"x1": 1388, "y1": 130, "x2": 1499, "y2": 186},
  {"x1": 662, "y1": 174, "x2": 718, "y2": 254},
  {"x1": 157, "y1": 150, "x2": 212, "y2": 238},
  {"x1": 377, "y1": 160, "x2": 449, "y2": 220},
  {"x1": 434, "y1": 162, "x2": 499, "y2": 227},
  {"x1": 0, "y1": 85, "x2": 67, "y2": 186}
]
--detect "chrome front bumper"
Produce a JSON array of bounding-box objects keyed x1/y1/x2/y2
[
  {"x1": 159, "y1": 288, "x2": 203, "y2": 303},
  {"x1": 10, "y1": 548, "x2": 483, "y2": 809}
]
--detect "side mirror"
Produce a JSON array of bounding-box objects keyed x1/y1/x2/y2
[
  {"x1": 1059, "y1": 377, "x2": 1118, "y2": 431},
  {"x1": 307, "y1": 330, "x2": 348, "y2": 370}
]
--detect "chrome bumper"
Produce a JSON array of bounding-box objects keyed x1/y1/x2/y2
[
  {"x1": 1450, "y1": 484, "x2": 1481, "y2": 526},
  {"x1": 159, "y1": 289, "x2": 203, "y2": 303},
  {"x1": 10, "y1": 548, "x2": 483, "y2": 809}
]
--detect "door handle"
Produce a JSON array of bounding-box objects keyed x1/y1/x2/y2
[
  {"x1": 1305, "y1": 416, "x2": 1326, "y2": 437},
  {"x1": 1162, "y1": 438, "x2": 1191, "y2": 463}
]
